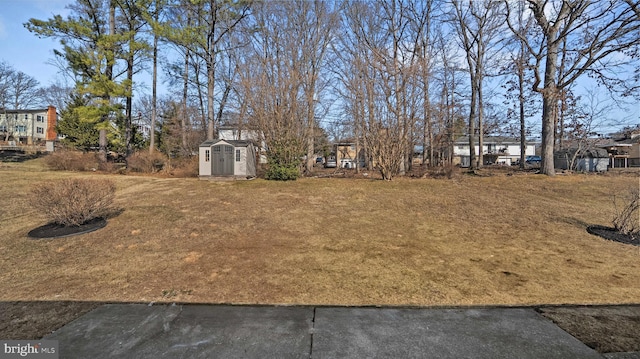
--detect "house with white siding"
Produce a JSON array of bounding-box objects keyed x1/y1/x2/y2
[
  {"x1": 453, "y1": 136, "x2": 536, "y2": 167},
  {"x1": 0, "y1": 106, "x2": 57, "y2": 147}
]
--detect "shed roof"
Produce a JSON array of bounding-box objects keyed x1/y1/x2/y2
[{"x1": 200, "y1": 139, "x2": 253, "y2": 147}]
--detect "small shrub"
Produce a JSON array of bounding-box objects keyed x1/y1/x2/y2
[
  {"x1": 265, "y1": 164, "x2": 300, "y2": 181},
  {"x1": 425, "y1": 163, "x2": 459, "y2": 179},
  {"x1": 127, "y1": 151, "x2": 167, "y2": 173},
  {"x1": 44, "y1": 150, "x2": 100, "y2": 171},
  {"x1": 31, "y1": 179, "x2": 116, "y2": 226},
  {"x1": 166, "y1": 156, "x2": 199, "y2": 177},
  {"x1": 612, "y1": 186, "x2": 640, "y2": 236}
]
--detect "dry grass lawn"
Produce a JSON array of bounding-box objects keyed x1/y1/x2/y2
[{"x1": 1, "y1": 158, "x2": 639, "y2": 307}]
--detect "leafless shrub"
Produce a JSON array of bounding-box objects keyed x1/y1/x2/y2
[
  {"x1": 166, "y1": 156, "x2": 199, "y2": 177},
  {"x1": 127, "y1": 151, "x2": 167, "y2": 173},
  {"x1": 31, "y1": 179, "x2": 116, "y2": 226},
  {"x1": 612, "y1": 186, "x2": 640, "y2": 237},
  {"x1": 44, "y1": 150, "x2": 100, "y2": 171},
  {"x1": 424, "y1": 163, "x2": 459, "y2": 179}
]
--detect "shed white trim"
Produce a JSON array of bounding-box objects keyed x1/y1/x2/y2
[{"x1": 199, "y1": 139, "x2": 256, "y2": 179}]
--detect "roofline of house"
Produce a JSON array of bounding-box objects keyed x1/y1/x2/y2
[
  {"x1": 200, "y1": 139, "x2": 254, "y2": 147},
  {"x1": 0, "y1": 106, "x2": 56, "y2": 113},
  {"x1": 453, "y1": 136, "x2": 536, "y2": 145}
]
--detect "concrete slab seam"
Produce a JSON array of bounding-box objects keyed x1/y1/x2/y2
[{"x1": 309, "y1": 307, "x2": 316, "y2": 359}]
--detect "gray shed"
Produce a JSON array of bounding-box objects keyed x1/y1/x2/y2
[
  {"x1": 554, "y1": 148, "x2": 609, "y2": 172},
  {"x1": 199, "y1": 139, "x2": 256, "y2": 179}
]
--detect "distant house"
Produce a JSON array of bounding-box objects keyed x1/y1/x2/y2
[
  {"x1": 333, "y1": 141, "x2": 366, "y2": 169},
  {"x1": 554, "y1": 147, "x2": 609, "y2": 172},
  {"x1": 218, "y1": 124, "x2": 266, "y2": 164},
  {"x1": 199, "y1": 139, "x2": 256, "y2": 179},
  {"x1": 218, "y1": 125, "x2": 261, "y2": 143},
  {"x1": 598, "y1": 132, "x2": 640, "y2": 169},
  {"x1": 0, "y1": 106, "x2": 57, "y2": 148},
  {"x1": 453, "y1": 136, "x2": 536, "y2": 167}
]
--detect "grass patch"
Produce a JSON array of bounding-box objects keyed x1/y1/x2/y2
[{"x1": 0, "y1": 159, "x2": 639, "y2": 306}]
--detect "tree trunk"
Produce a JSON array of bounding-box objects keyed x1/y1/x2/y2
[
  {"x1": 182, "y1": 50, "x2": 189, "y2": 153},
  {"x1": 540, "y1": 34, "x2": 559, "y2": 176},
  {"x1": 467, "y1": 73, "x2": 477, "y2": 171},
  {"x1": 305, "y1": 94, "x2": 315, "y2": 175},
  {"x1": 125, "y1": 45, "x2": 134, "y2": 156},
  {"x1": 477, "y1": 72, "x2": 484, "y2": 168},
  {"x1": 150, "y1": 11, "x2": 158, "y2": 154},
  {"x1": 99, "y1": 1, "x2": 116, "y2": 163},
  {"x1": 476, "y1": 38, "x2": 484, "y2": 169},
  {"x1": 205, "y1": 0, "x2": 219, "y2": 141},
  {"x1": 540, "y1": 92, "x2": 557, "y2": 175},
  {"x1": 518, "y1": 53, "x2": 526, "y2": 170},
  {"x1": 556, "y1": 36, "x2": 568, "y2": 151}
]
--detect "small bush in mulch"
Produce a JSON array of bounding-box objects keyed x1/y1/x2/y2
[
  {"x1": 588, "y1": 186, "x2": 639, "y2": 246},
  {"x1": 27, "y1": 217, "x2": 108, "y2": 239},
  {"x1": 30, "y1": 178, "x2": 116, "y2": 232},
  {"x1": 612, "y1": 186, "x2": 639, "y2": 236}
]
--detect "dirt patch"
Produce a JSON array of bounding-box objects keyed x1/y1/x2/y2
[
  {"x1": 0, "y1": 301, "x2": 102, "y2": 339},
  {"x1": 539, "y1": 305, "x2": 640, "y2": 353}
]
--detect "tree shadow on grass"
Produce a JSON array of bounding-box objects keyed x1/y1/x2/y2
[{"x1": 0, "y1": 150, "x2": 46, "y2": 163}]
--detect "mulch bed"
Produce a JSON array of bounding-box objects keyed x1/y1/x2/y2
[
  {"x1": 587, "y1": 225, "x2": 639, "y2": 246},
  {"x1": 27, "y1": 218, "x2": 107, "y2": 239}
]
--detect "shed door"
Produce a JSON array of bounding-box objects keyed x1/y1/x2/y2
[{"x1": 212, "y1": 145, "x2": 234, "y2": 175}]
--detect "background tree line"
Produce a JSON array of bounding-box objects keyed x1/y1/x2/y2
[{"x1": 6, "y1": 0, "x2": 638, "y2": 178}]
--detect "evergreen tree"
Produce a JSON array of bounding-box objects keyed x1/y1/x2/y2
[{"x1": 57, "y1": 94, "x2": 100, "y2": 151}]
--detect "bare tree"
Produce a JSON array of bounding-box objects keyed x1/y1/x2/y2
[
  {"x1": 149, "y1": 0, "x2": 160, "y2": 153},
  {"x1": 503, "y1": 0, "x2": 537, "y2": 169},
  {"x1": 0, "y1": 61, "x2": 14, "y2": 110},
  {"x1": 339, "y1": 0, "x2": 424, "y2": 180},
  {"x1": 435, "y1": 34, "x2": 467, "y2": 166},
  {"x1": 235, "y1": 1, "x2": 311, "y2": 175},
  {"x1": 451, "y1": 0, "x2": 504, "y2": 169},
  {"x1": 296, "y1": 1, "x2": 336, "y2": 175},
  {"x1": 563, "y1": 88, "x2": 618, "y2": 171},
  {"x1": 0, "y1": 64, "x2": 42, "y2": 141},
  {"x1": 41, "y1": 82, "x2": 73, "y2": 111},
  {"x1": 407, "y1": 0, "x2": 438, "y2": 167},
  {"x1": 7, "y1": 71, "x2": 41, "y2": 110},
  {"x1": 507, "y1": 0, "x2": 640, "y2": 175}
]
